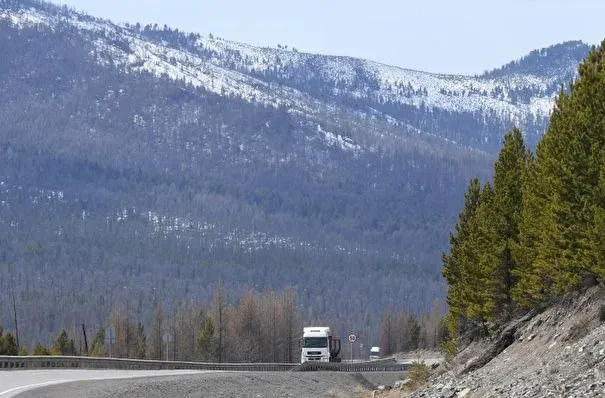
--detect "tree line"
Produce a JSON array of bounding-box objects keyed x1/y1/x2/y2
[
  {"x1": 441, "y1": 41, "x2": 605, "y2": 353},
  {"x1": 1, "y1": 282, "x2": 445, "y2": 361},
  {"x1": 2, "y1": 284, "x2": 301, "y2": 362},
  {"x1": 379, "y1": 300, "x2": 445, "y2": 356}
]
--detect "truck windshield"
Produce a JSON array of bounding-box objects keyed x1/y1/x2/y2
[{"x1": 303, "y1": 337, "x2": 328, "y2": 348}]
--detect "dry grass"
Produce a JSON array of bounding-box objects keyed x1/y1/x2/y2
[{"x1": 326, "y1": 385, "x2": 374, "y2": 398}]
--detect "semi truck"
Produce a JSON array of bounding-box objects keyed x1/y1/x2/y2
[
  {"x1": 369, "y1": 346, "x2": 381, "y2": 360},
  {"x1": 300, "y1": 326, "x2": 341, "y2": 363}
]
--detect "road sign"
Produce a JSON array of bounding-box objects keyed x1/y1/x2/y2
[
  {"x1": 348, "y1": 332, "x2": 357, "y2": 343},
  {"x1": 162, "y1": 333, "x2": 173, "y2": 361},
  {"x1": 104, "y1": 327, "x2": 116, "y2": 345},
  {"x1": 105, "y1": 327, "x2": 116, "y2": 358}
]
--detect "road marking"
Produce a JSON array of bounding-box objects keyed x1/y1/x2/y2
[
  {"x1": 0, "y1": 369, "x2": 213, "y2": 397},
  {"x1": 0, "y1": 380, "x2": 70, "y2": 396}
]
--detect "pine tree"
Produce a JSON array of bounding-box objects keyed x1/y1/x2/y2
[
  {"x1": 0, "y1": 328, "x2": 18, "y2": 355},
  {"x1": 511, "y1": 154, "x2": 547, "y2": 306},
  {"x1": 514, "y1": 42, "x2": 605, "y2": 301},
  {"x1": 51, "y1": 329, "x2": 75, "y2": 356},
  {"x1": 198, "y1": 317, "x2": 215, "y2": 360},
  {"x1": 442, "y1": 178, "x2": 481, "y2": 334},
  {"x1": 90, "y1": 327, "x2": 105, "y2": 357},
  {"x1": 463, "y1": 182, "x2": 499, "y2": 326},
  {"x1": 491, "y1": 128, "x2": 529, "y2": 319},
  {"x1": 32, "y1": 343, "x2": 51, "y2": 356}
]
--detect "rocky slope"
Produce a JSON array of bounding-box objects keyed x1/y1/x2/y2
[{"x1": 390, "y1": 285, "x2": 605, "y2": 397}]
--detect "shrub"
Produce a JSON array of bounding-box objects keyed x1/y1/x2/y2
[
  {"x1": 406, "y1": 361, "x2": 430, "y2": 391},
  {"x1": 32, "y1": 343, "x2": 51, "y2": 356}
]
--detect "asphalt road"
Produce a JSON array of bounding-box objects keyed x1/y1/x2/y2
[
  {"x1": 0, "y1": 369, "x2": 207, "y2": 398},
  {"x1": 0, "y1": 370, "x2": 404, "y2": 398}
]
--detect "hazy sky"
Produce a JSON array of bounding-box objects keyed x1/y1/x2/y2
[{"x1": 50, "y1": 0, "x2": 605, "y2": 75}]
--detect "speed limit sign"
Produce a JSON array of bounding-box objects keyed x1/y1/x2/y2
[{"x1": 348, "y1": 332, "x2": 357, "y2": 343}]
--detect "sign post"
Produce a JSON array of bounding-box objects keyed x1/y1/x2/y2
[
  {"x1": 348, "y1": 332, "x2": 357, "y2": 363},
  {"x1": 162, "y1": 333, "x2": 173, "y2": 361},
  {"x1": 104, "y1": 327, "x2": 116, "y2": 358}
]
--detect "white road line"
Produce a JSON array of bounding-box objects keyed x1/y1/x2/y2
[
  {"x1": 0, "y1": 380, "x2": 70, "y2": 396},
  {"x1": 0, "y1": 369, "x2": 212, "y2": 397}
]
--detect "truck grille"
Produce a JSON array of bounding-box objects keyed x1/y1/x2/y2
[{"x1": 308, "y1": 351, "x2": 322, "y2": 356}]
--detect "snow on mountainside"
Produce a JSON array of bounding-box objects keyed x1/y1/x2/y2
[
  {"x1": 0, "y1": 7, "x2": 315, "y2": 110},
  {"x1": 198, "y1": 32, "x2": 570, "y2": 118},
  {"x1": 0, "y1": 2, "x2": 587, "y2": 140}
]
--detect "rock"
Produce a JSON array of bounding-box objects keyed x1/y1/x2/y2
[
  {"x1": 408, "y1": 286, "x2": 605, "y2": 398},
  {"x1": 394, "y1": 379, "x2": 411, "y2": 389}
]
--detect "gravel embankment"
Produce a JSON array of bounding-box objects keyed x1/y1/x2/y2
[
  {"x1": 17, "y1": 371, "x2": 406, "y2": 398},
  {"x1": 407, "y1": 285, "x2": 605, "y2": 398}
]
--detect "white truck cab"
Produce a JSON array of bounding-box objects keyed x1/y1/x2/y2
[
  {"x1": 300, "y1": 326, "x2": 341, "y2": 363},
  {"x1": 369, "y1": 346, "x2": 381, "y2": 360}
]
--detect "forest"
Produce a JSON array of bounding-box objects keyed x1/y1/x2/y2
[
  {"x1": 441, "y1": 40, "x2": 605, "y2": 353},
  {"x1": 0, "y1": 0, "x2": 589, "y2": 353}
]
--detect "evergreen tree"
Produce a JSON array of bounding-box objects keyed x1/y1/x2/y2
[
  {"x1": 511, "y1": 154, "x2": 547, "y2": 306},
  {"x1": 32, "y1": 343, "x2": 51, "y2": 356},
  {"x1": 379, "y1": 310, "x2": 394, "y2": 357},
  {"x1": 403, "y1": 313, "x2": 421, "y2": 351},
  {"x1": 463, "y1": 182, "x2": 499, "y2": 327},
  {"x1": 0, "y1": 327, "x2": 18, "y2": 355},
  {"x1": 591, "y1": 147, "x2": 605, "y2": 280},
  {"x1": 90, "y1": 327, "x2": 105, "y2": 357},
  {"x1": 442, "y1": 177, "x2": 482, "y2": 337},
  {"x1": 491, "y1": 128, "x2": 528, "y2": 319},
  {"x1": 514, "y1": 42, "x2": 605, "y2": 301},
  {"x1": 51, "y1": 329, "x2": 75, "y2": 356},
  {"x1": 198, "y1": 317, "x2": 215, "y2": 360}
]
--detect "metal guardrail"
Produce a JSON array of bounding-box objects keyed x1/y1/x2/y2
[
  {"x1": 0, "y1": 356, "x2": 411, "y2": 372},
  {"x1": 0, "y1": 356, "x2": 296, "y2": 371},
  {"x1": 293, "y1": 360, "x2": 412, "y2": 372}
]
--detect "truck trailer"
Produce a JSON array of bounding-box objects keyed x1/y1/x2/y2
[{"x1": 300, "y1": 326, "x2": 341, "y2": 363}]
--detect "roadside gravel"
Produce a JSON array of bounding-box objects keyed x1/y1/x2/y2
[
  {"x1": 408, "y1": 285, "x2": 605, "y2": 398},
  {"x1": 17, "y1": 371, "x2": 405, "y2": 398}
]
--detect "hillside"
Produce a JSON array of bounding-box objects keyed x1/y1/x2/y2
[
  {"x1": 406, "y1": 285, "x2": 605, "y2": 397},
  {"x1": 392, "y1": 37, "x2": 605, "y2": 398},
  {"x1": 0, "y1": 0, "x2": 591, "y2": 346}
]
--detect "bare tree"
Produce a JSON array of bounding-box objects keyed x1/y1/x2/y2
[
  {"x1": 280, "y1": 287, "x2": 300, "y2": 363},
  {"x1": 211, "y1": 281, "x2": 228, "y2": 363},
  {"x1": 147, "y1": 301, "x2": 164, "y2": 360}
]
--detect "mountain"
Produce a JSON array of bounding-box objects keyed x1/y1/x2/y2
[{"x1": 0, "y1": 0, "x2": 591, "y2": 346}]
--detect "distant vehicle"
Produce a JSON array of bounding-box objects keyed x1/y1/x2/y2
[
  {"x1": 300, "y1": 326, "x2": 341, "y2": 363},
  {"x1": 370, "y1": 346, "x2": 381, "y2": 360}
]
